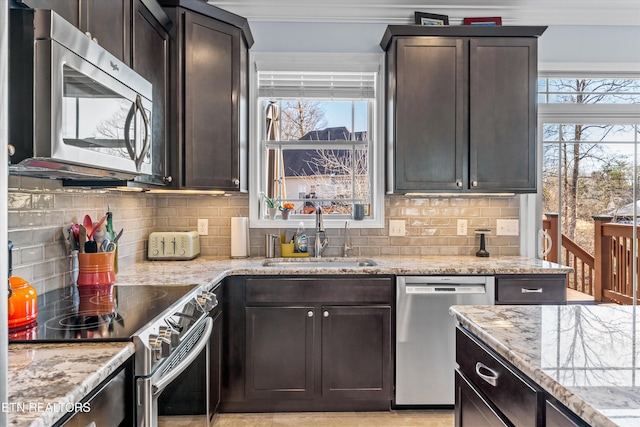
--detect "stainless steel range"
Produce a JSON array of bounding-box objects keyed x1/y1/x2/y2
[{"x1": 9, "y1": 283, "x2": 217, "y2": 426}]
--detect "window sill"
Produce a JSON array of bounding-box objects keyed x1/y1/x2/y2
[{"x1": 250, "y1": 216, "x2": 384, "y2": 229}]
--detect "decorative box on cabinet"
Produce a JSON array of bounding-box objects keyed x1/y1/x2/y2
[
  {"x1": 381, "y1": 26, "x2": 546, "y2": 193},
  {"x1": 159, "y1": 0, "x2": 253, "y2": 191}
]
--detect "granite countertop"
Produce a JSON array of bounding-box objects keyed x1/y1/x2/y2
[
  {"x1": 114, "y1": 255, "x2": 571, "y2": 287},
  {"x1": 7, "y1": 342, "x2": 135, "y2": 427},
  {"x1": 6, "y1": 255, "x2": 569, "y2": 426},
  {"x1": 450, "y1": 305, "x2": 640, "y2": 427}
]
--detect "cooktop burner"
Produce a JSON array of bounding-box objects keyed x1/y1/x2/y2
[{"x1": 9, "y1": 284, "x2": 199, "y2": 342}]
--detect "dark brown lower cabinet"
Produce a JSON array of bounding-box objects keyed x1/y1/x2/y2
[
  {"x1": 222, "y1": 276, "x2": 393, "y2": 412},
  {"x1": 456, "y1": 327, "x2": 589, "y2": 427},
  {"x1": 455, "y1": 371, "x2": 508, "y2": 427}
]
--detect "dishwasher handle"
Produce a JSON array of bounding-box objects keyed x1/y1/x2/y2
[{"x1": 405, "y1": 284, "x2": 487, "y2": 294}]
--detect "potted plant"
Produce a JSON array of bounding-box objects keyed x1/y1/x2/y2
[
  {"x1": 261, "y1": 192, "x2": 280, "y2": 219},
  {"x1": 280, "y1": 202, "x2": 295, "y2": 220}
]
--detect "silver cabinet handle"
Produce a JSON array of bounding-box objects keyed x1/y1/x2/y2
[
  {"x1": 521, "y1": 288, "x2": 543, "y2": 293},
  {"x1": 456, "y1": 181, "x2": 463, "y2": 187},
  {"x1": 307, "y1": 310, "x2": 314, "y2": 317},
  {"x1": 472, "y1": 181, "x2": 478, "y2": 187},
  {"x1": 8, "y1": 144, "x2": 15, "y2": 157},
  {"x1": 323, "y1": 311, "x2": 329, "y2": 318},
  {"x1": 232, "y1": 178, "x2": 240, "y2": 186},
  {"x1": 475, "y1": 362, "x2": 499, "y2": 387}
]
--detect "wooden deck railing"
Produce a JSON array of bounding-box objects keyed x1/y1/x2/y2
[
  {"x1": 544, "y1": 213, "x2": 637, "y2": 304},
  {"x1": 543, "y1": 214, "x2": 595, "y2": 296}
]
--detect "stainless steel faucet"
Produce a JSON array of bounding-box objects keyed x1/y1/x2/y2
[
  {"x1": 343, "y1": 221, "x2": 352, "y2": 257},
  {"x1": 314, "y1": 205, "x2": 329, "y2": 257}
]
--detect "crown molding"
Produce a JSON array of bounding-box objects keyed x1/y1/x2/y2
[{"x1": 207, "y1": 1, "x2": 640, "y2": 26}]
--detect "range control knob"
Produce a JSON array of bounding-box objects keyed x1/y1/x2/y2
[
  {"x1": 148, "y1": 333, "x2": 171, "y2": 361},
  {"x1": 196, "y1": 291, "x2": 218, "y2": 312},
  {"x1": 158, "y1": 326, "x2": 180, "y2": 347}
]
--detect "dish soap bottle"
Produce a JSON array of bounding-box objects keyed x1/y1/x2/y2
[{"x1": 295, "y1": 222, "x2": 307, "y2": 253}]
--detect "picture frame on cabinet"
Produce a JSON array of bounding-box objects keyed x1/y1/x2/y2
[
  {"x1": 462, "y1": 17, "x2": 502, "y2": 26},
  {"x1": 414, "y1": 12, "x2": 449, "y2": 26}
]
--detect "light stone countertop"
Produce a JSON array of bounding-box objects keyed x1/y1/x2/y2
[
  {"x1": 114, "y1": 255, "x2": 572, "y2": 288},
  {"x1": 450, "y1": 305, "x2": 640, "y2": 427},
  {"x1": 6, "y1": 255, "x2": 569, "y2": 426},
  {"x1": 7, "y1": 342, "x2": 135, "y2": 427}
]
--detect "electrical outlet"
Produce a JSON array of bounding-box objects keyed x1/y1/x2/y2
[
  {"x1": 457, "y1": 219, "x2": 468, "y2": 236},
  {"x1": 497, "y1": 219, "x2": 519, "y2": 236},
  {"x1": 389, "y1": 220, "x2": 406, "y2": 237},
  {"x1": 197, "y1": 218, "x2": 209, "y2": 236}
]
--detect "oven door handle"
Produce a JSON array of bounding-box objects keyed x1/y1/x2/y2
[{"x1": 151, "y1": 316, "x2": 213, "y2": 396}]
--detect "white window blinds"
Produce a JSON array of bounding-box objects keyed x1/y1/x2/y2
[{"x1": 258, "y1": 70, "x2": 376, "y2": 99}]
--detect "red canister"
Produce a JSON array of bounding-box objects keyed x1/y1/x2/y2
[
  {"x1": 8, "y1": 276, "x2": 38, "y2": 329},
  {"x1": 77, "y1": 252, "x2": 116, "y2": 286}
]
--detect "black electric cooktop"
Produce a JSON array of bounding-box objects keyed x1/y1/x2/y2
[{"x1": 8, "y1": 284, "x2": 199, "y2": 342}]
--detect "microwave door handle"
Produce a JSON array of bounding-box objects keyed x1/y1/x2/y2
[
  {"x1": 124, "y1": 100, "x2": 137, "y2": 161},
  {"x1": 135, "y1": 94, "x2": 151, "y2": 172}
]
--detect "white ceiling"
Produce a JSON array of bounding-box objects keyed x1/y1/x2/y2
[{"x1": 207, "y1": 0, "x2": 640, "y2": 26}]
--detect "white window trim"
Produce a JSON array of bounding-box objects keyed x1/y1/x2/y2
[
  {"x1": 524, "y1": 67, "x2": 640, "y2": 259},
  {"x1": 248, "y1": 52, "x2": 386, "y2": 229}
]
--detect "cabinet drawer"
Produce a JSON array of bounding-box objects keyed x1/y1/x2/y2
[
  {"x1": 456, "y1": 328, "x2": 540, "y2": 427},
  {"x1": 245, "y1": 277, "x2": 393, "y2": 304},
  {"x1": 455, "y1": 370, "x2": 509, "y2": 427},
  {"x1": 496, "y1": 275, "x2": 566, "y2": 304},
  {"x1": 546, "y1": 400, "x2": 589, "y2": 427}
]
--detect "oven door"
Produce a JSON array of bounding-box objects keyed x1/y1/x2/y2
[{"x1": 136, "y1": 316, "x2": 213, "y2": 427}]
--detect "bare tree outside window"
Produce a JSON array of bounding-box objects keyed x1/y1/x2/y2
[
  {"x1": 542, "y1": 78, "x2": 640, "y2": 254},
  {"x1": 266, "y1": 99, "x2": 371, "y2": 216}
]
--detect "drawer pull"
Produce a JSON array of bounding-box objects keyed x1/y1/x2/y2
[
  {"x1": 521, "y1": 288, "x2": 543, "y2": 293},
  {"x1": 307, "y1": 310, "x2": 314, "y2": 317},
  {"x1": 475, "y1": 362, "x2": 499, "y2": 387}
]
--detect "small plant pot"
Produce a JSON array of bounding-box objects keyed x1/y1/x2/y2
[
  {"x1": 268, "y1": 207, "x2": 277, "y2": 220},
  {"x1": 281, "y1": 210, "x2": 290, "y2": 220}
]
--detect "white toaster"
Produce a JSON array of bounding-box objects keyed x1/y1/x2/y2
[{"x1": 148, "y1": 231, "x2": 201, "y2": 260}]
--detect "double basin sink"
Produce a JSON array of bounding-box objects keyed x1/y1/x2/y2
[{"x1": 262, "y1": 258, "x2": 377, "y2": 268}]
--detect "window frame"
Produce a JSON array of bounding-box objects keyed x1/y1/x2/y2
[
  {"x1": 248, "y1": 52, "x2": 386, "y2": 229},
  {"x1": 523, "y1": 68, "x2": 640, "y2": 261}
]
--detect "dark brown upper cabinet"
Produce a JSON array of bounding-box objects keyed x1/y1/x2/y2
[
  {"x1": 19, "y1": 0, "x2": 131, "y2": 64},
  {"x1": 131, "y1": 0, "x2": 172, "y2": 185},
  {"x1": 159, "y1": 0, "x2": 253, "y2": 191},
  {"x1": 381, "y1": 26, "x2": 546, "y2": 194}
]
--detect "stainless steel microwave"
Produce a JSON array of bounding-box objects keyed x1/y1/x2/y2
[{"x1": 8, "y1": 8, "x2": 153, "y2": 180}]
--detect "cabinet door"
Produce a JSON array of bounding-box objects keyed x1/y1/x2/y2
[
  {"x1": 183, "y1": 11, "x2": 241, "y2": 190},
  {"x1": 321, "y1": 305, "x2": 392, "y2": 400},
  {"x1": 84, "y1": 0, "x2": 130, "y2": 64},
  {"x1": 393, "y1": 37, "x2": 467, "y2": 192},
  {"x1": 455, "y1": 371, "x2": 509, "y2": 427},
  {"x1": 469, "y1": 38, "x2": 537, "y2": 192},
  {"x1": 19, "y1": 0, "x2": 80, "y2": 26},
  {"x1": 245, "y1": 306, "x2": 315, "y2": 399},
  {"x1": 132, "y1": 0, "x2": 169, "y2": 183},
  {"x1": 20, "y1": 0, "x2": 129, "y2": 63}
]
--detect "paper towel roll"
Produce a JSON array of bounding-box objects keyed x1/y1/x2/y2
[{"x1": 231, "y1": 217, "x2": 249, "y2": 258}]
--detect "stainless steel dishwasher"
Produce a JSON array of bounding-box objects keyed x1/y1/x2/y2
[{"x1": 395, "y1": 276, "x2": 495, "y2": 406}]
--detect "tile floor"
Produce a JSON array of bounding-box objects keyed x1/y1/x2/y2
[{"x1": 159, "y1": 410, "x2": 454, "y2": 427}]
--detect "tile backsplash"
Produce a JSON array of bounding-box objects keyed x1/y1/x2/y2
[{"x1": 8, "y1": 176, "x2": 520, "y2": 295}]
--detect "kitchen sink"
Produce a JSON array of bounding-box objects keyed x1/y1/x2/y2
[{"x1": 262, "y1": 258, "x2": 377, "y2": 268}]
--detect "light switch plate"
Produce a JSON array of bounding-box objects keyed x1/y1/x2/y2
[
  {"x1": 389, "y1": 220, "x2": 405, "y2": 236},
  {"x1": 497, "y1": 219, "x2": 519, "y2": 236}
]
